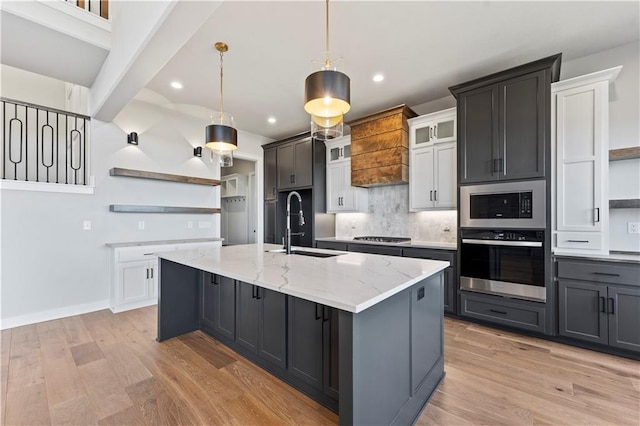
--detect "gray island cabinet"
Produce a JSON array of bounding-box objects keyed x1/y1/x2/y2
[{"x1": 156, "y1": 244, "x2": 448, "y2": 425}]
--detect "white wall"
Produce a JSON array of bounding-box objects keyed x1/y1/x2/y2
[
  {"x1": 1, "y1": 74, "x2": 269, "y2": 328},
  {"x1": 0, "y1": 64, "x2": 67, "y2": 110}
]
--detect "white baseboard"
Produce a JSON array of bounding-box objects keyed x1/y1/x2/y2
[{"x1": 0, "y1": 299, "x2": 109, "y2": 330}]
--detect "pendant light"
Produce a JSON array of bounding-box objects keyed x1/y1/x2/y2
[
  {"x1": 304, "y1": 0, "x2": 350, "y2": 140},
  {"x1": 205, "y1": 42, "x2": 237, "y2": 167}
]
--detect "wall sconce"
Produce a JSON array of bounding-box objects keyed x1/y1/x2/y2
[
  {"x1": 193, "y1": 146, "x2": 203, "y2": 157},
  {"x1": 127, "y1": 132, "x2": 139, "y2": 145}
]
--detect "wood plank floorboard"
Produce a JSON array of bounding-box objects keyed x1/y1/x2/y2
[{"x1": 1, "y1": 306, "x2": 638, "y2": 425}]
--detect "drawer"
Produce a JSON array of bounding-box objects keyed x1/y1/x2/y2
[
  {"x1": 316, "y1": 241, "x2": 348, "y2": 251},
  {"x1": 347, "y1": 244, "x2": 403, "y2": 257},
  {"x1": 402, "y1": 248, "x2": 454, "y2": 263},
  {"x1": 460, "y1": 292, "x2": 546, "y2": 333},
  {"x1": 556, "y1": 232, "x2": 603, "y2": 251},
  {"x1": 117, "y1": 245, "x2": 166, "y2": 262},
  {"x1": 557, "y1": 259, "x2": 639, "y2": 287}
]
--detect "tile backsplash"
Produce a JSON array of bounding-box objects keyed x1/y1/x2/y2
[{"x1": 335, "y1": 185, "x2": 457, "y2": 243}]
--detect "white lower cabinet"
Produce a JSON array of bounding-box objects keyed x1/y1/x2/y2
[
  {"x1": 409, "y1": 142, "x2": 456, "y2": 211},
  {"x1": 552, "y1": 66, "x2": 621, "y2": 255},
  {"x1": 110, "y1": 241, "x2": 221, "y2": 313}
]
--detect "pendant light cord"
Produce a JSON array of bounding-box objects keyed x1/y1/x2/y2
[
  {"x1": 219, "y1": 49, "x2": 224, "y2": 122},
  {"x1": 325, "y1": 0, "x2": 330, "y2": 69}
]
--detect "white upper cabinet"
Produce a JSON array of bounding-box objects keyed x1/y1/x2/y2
[
  {"x1": 409, "y1": 107, "x2": 456, "y2": 147},
  {"x1": 552, "y1": 66, "x2": 621, "y2": 255},
  {"x1": 325, "y1": 136, "x2": 368, "y2": 213},
  {"x1": 409, "y1": 108, "x2": 457, "y2": 211}
]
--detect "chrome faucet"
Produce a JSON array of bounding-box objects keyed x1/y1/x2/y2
[{"x1": 285, "y1": 191, "x2": 305, "y2": 254}]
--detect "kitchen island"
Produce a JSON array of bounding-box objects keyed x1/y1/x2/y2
[{"x1": 156, "y1": 243, "x2": 448, "y2": 426}]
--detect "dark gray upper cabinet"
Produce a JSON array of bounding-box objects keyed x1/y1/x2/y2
[
  {"x1": 450, "y1": 54, "x2": 560, "y2": 184},
  {"x1": 264, "y1": 147, "x2": 277, "y2": 201},
  {"x1": 277, "y1": 138, "x2": 313, "y2": 190}
]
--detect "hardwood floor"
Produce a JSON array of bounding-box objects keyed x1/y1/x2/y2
[{"x1": 1, "y1": 307, "x2": 638, "y2": 425}]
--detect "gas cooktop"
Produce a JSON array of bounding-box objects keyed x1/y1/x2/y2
[{"x1": 353, "y1": 236, "x2": 412, "y2": 244}]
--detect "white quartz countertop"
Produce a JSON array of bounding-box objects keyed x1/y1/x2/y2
[
  {"x1": 316, "y1": 237, "x2": 457, "y2": 251},
  {"x1": 554, "y1": 251, "x2": 640, "y2": 264},
  {"x1": 106, "y1": 237, "x2": 223, "y2": 248},
  {"x1": 157, "y1": 243, "x2": 449, "y2": 313}
]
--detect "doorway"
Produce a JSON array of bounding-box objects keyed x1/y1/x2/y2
[{"x1": 220, "y1": 158, "x2": 257, "y2": 245}]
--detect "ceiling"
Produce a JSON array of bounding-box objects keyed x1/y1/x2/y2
[{"x1": 145, "y1": 1, "x2": 637, "y2": 140}]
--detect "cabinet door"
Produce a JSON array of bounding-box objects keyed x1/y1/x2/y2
[
  {"x1": 409, "y1": 147, "x2": 434, "y2": 210},
  {"x1": 558, "y1": 280, "x2": 608, "y2": 344},
  {"x1": 293, "y1": 139, "x2": 313, "y2": 187},
  {"x1": 264, "y1": 147, "x2": 277, "y2": 200},
  {"x1": 326, "y1": 164, "x2": 343, "y2": 213},
  {"x1": 413, "y1": 122, "x2": 434, "y2": 147},
  {"x1": 433, "y1": 115, "x2": 456, "y2": 143},
  {"x1": 499, "y1": 71, "x2": 546, "y2": 180},
  {"x1": 341, "y1": 162, "x2": 356, "y2": 211},
  {"x1": 608, "y1": 286, "x2": 640, "y2": 352},
  {"x1": 236, "y1": 282, "x2": 259, "y2": 353},
  {"x1": 288, "y1": 297, "x2": 323, "y2": 390},
  {"x1": 277, "y1": 144, "x2": 295, "y2": 189},
  {"x1": 215, "y1": 276, "x2": 236, "y2": 340},
  {"x1": 433, "y1": 142, "x2": 456, "y2": 209},
  {"x1": 323, "y1": 306, "x2": 339, "y2": 399},
  {"x1": 556, "y1": 82, "x2": 605, "y2": 233},
  {"x1": 201, "y1": 274, "x2": 217, "y2": 329},
  {"x1": 458, "y1": 85, "x2": 497, "y2": 183},
  {"x1": 264, "y1": 200, "x2": 277, "y2": 244},
  {"x1": 258, "y1": 288, "x2": 287, "y2": 368},
  {"x1": 118, "y1": 260, "x2": 151, "y2": 305}
]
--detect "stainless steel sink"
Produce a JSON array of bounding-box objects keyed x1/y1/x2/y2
[{"x1": 266, "y1": 249, "x2": 343, "y2": 258}]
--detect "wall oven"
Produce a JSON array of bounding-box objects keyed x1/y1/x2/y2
[
  {"x1": 460, "y1": 180, "x2": 546, "y2": 229},
  {"x1": 460, "y1": 229, "x2": 546, "y2": 302}
]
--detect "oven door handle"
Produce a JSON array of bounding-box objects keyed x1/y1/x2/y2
[{"x1": 462, "y1": 239, "x2": 543, "y2": 248}]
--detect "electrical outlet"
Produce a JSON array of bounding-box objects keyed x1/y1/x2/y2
[
  {"x1": 443, "y1": 222, "x2": 451, "y2": 232},
  {"x1": 138, "y1": 221, "x2": 145, "y2": 230},
  {"x1": 83, "y1": 220, "x2": 91, "y2": 231},
  {"x1": 628, "y1": 222, "x2": 640, "y2": 234},
  {"x1": 188, "y1": 221, "x2": 194, "y2": 229}
]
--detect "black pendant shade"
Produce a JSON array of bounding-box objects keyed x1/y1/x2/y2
[
  {"x1": 304, "y1": 70, "x2": 351, "y2": 118},
  {"x1": 205, "y1": 124, "x2": 238, "y2": 151}
]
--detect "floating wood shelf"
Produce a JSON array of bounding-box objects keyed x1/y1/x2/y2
[
  {"x1": 610, "y1": 147, "x2": 640, "y2": 161},
  {"x1": 109, "y1": 168, "x2": 220, "y2": 186},
  {"x1": 609, "y1": 199, "x2": 640, "y2": 209},
  {"x1": 109, "y1": 205, "x2": 221, "y2": 214}
]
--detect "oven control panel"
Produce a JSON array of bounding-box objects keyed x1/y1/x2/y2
[{"x1": 462, "y1": 230, "x2": 544, "y2": 242}]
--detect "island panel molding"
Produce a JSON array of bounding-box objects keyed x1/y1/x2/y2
[
  {"x1": 109, "y1": 167, "x2": 221, "y2": 186},
  {"x1": 109, "y1": 205, "x2": 221, "y2": 214}
]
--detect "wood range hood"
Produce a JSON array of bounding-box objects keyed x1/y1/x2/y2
[{"x1": 348, "y1": 104, "x2": 417, "y2": 187}]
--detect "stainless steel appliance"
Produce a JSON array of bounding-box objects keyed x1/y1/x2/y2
[
  {"x1": 460, "y1": 229, "x2": 546, "y2": 302},
  {"x1": 460, "y1": 180, "x2": 546, "y2": 229},
  {"x1": 353, "y1": 236, "x2": 411, "y2": 244}
]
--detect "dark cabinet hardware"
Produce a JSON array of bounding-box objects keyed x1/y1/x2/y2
[
  {"x1": 252, "y1": 285, "x2": 257, "y2": 299},
  {"x1": 593, "y1": 272, "x2": 620, "y2": 277},
  {"x1": 315, "y1": 303, "x2": 321, "y2": 320},
  {"x1": 429, "y1": 190, "x2": 433, "y2": 201},
  {"x1": 567, "y1": 240, "x2": 589, "y2": 243},
  {"x1": 434, "y1": 190, "x2": 437, "y2": 201},
  {"x1": 256, "y1": 287, "x2": 262, "y2": 300},
  {"x1": 608, "y1": 297, "x2": 615, "y2": 315},
  {"x1": 322, "y1": 306, "x2": 329, "y2": 322},
  {"x1": 434, "y1": 125, "x2": 437, "y2": 138},
  {"x1": 594, "y1": 207, "x2": 600, "y2": 223},
  {"x1": 146, "y1": 268, "x2": 149, "y2": 279},
  {"x1": 150, "y1": 268, "x2": 153, "y2": 279},
  {"x1": 489, "y1": 309, "x2": 508, "y2": 315},
  {"x1": 290, "y1": 174, "x2": 295, "y2": 184},
  {"x1": 600, "y1": 296, "x2": 606, "y2": 313}
]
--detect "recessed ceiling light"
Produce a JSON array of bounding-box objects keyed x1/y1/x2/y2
[
  {"x1": 171, "y1": 81, "x2": 183, "y2": 89},
  {"x1": 268, "y1": 117, "x2": 277, "y2": 124},
  {"x1": 373, "y1": 74, "x2": 384, "y2": 82}
]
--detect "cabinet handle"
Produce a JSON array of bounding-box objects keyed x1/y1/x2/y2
[
  {"x1": 434, "y1": 125, "x2": 437, "y2": 138},
  {"x1": 567, "y1": 240, "x2": 589, "y2": 243},
  {"x1": 608, "y1": 298, "x2": 615, "y2": 315},
  {"x1": 489, "y1": 309, "x2": 508, "y2": 315},
  {"x1": 252, "y1": 286, "x2": 257, "y2": 299},
  {"x1": 593, "y1": 272, "x2": 620, "y2": 277},
  {"x1": 340, "y1": 147, "x2": 343, "y2": 157},
  {"x1": 430, "y1": 190, "x2": 433, "y2": 201},
  {"x1": 150, "y1": 268, "x2": 153, "y2": 279},
  {"x1": 256, "y1": 287, "x2": 262, "y2": 300},
  {"x1": 315, "y1": 303, "x2": 321, "y2": 320},
  {"x1": 290, "y1": 174, "x2": 295, "y2": 184},
  {"x1": 272, "y1": 187, "x2": 276, "y2": 196},
  {"x1": 146, "y1": 268, "x2": 149, "y2": 279},
  {"x1": 599, "y1": 296, "x2": 606, "y2": 313},
  {"x1": 322, "y1": 306, "x2": 329, "y2": 322},
  {"x1": 434, "y1": 190, "x2": 437, "y2": 201},
  {"x1": 594, "y1": 208, "x2": 600, "y2": 223}
]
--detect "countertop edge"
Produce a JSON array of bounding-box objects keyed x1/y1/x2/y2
[
  {"x1": 553, "y1": 251, "x2": 640, "y2": 264},
  {"x1": 106, "y1": 238, "x2": 224, "y2": 248}
]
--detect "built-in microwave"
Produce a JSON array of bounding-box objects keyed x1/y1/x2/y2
[{"x1": 460, "y1": 180, "x2": 546, "y2": 229}]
